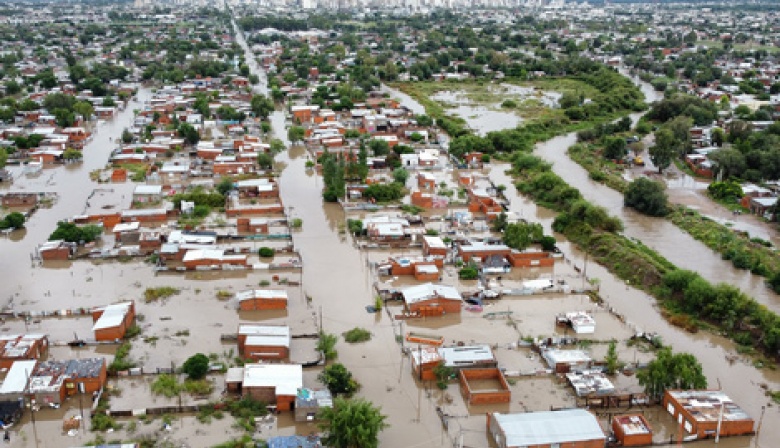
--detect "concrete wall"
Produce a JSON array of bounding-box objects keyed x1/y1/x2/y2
[{"x1": 458, "y1": 368, "x2": 511, "y2": 405}]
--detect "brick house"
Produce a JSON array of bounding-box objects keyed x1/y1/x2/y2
[
  {"x1": 27, "y1": 358, "x2": 107, "y2": 405},
  {"x1": 0, "y1": 335, "x2": 49, "y2": 369},
  {"x1": 236, "y1": 290, "x2": 288, "y2": 311},
  {"x1": 91, "y1": 302, "x2": 136, "y2": 341},
  {"x1": 230, "y1": 363, "x2": 303, "y2": 412},
  {"x1": 237, "y1": 324, "x2": 291, "y2": 362},
  {"x1": 400, "y1": 283, "x2": 462, "y2": 317},
  {"x1": 662, "y1": 390, "x2": 754, "y2": 440},
  {"x1": 487, "y1": 409, "x2": 605, "y2": 448}
]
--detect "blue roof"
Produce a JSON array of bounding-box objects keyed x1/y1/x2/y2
[{"x1": 267, "y1": 435, "x2": 322, "y2": 448}]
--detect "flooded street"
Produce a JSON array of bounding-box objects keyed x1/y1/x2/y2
[{"x1": 0, "y1": 31, "x2": 775, "y2": 448}]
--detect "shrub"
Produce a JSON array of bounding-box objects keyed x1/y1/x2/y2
[
  {"x1": 182, "y1": 353, "x2": 210, "y2": 379},
  {"x1": 343, "y1": 327, "x2": 372, "y2": 343},
  {"x1": 144, "y1": 286, "x2": 180, "y2": 303},
  {"x1": 258, "y1": 247, "x2": 274, "y2": 257},
  {"x1": 317, "y1": 332, "x2": 338, "y2": 360},
  {"x1": 152, "y1": 374, "x2": 182, "y2": 398}
]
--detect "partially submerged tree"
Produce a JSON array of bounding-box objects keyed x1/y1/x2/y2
[
  {"x1": 318, "y1": 398, "x2": 387, "y2": 448},
  {"x1": 637, "y1": 347, "x2": 707, "y2": 401}
]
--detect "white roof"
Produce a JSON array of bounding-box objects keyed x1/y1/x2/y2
[
  {"x1": 112, "y1": 222, "x2": 140, "y2": 233},
  {"x1": 492, "y1": 409, "x2": 604, "y2": 446},
  {"x1": 236, "y1": 179, "x2": 274, "y2": 191},
  {"x1": 0, "y1": 360, "x2": 38, "y2": 394},
  {"x1": 401, "y1": 283, "x2": 461, "y2": 305},
  {"x1": 242, "y1": 363, "x2": 303, "y2": 396},
  {"x1": 423, "y1": 235, "x2": 446, "y2": 249},
  {"x1": 168, "y1": 230, "x2": 216, "y2": 245},
  {"x1": 235, "y1": 290, "x2": 288, "y2": 302},
  {"x1": 439, "y1": 345, "x2": 495, "y2": 367},
  {"x1": 416, "y1": 264, "x2": 439, "y2": 274},
  {"x1": 542, "y1": 349, "x2": 592, "y2": 366},
  {"x1": 239, "y1": 324, "x2": 290, "y2": 337},
  {"x1": 92, "y1": 302, "x2": 132, "y2": 331},
  {"x1": 459, "y1": 242, "x2": 510, "y2": 253}
]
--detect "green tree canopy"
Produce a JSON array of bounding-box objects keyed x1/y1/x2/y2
[
  {"x1": 181, "y1": 353, "x2": 210, "y2": 380},
  {"x1": 649, "y1": 128, "x2": 676, "y2": 174},
  {"x1": 624, "y1": 178, "x2": 668, "y2": 216},
  {"x1": 637, "y1": 347, "x2": 707, "y2": 400},
  {"x1": 318, "y1": 363, "x2": 359, "y2": 397},
  {"x1": 318, "y1": 398, "x2": 388, "y2": 448}
]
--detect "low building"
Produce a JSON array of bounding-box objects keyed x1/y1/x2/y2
[
  {"x1": 0, "y1": 360, "x2": 36, "y2": 427},
  {"x1": 566, "y1": 370, "x2": 615, "y2": 397},
  {"x1": 422, "y1": 235, "x2": 448, "y2": 257},
  {"x1": 612, "y1": 414, "x2": 653, "y2": 447},
  {"x1": 236, "y1": 289, "x2": 288, "y2": 311},
  {"x1": 457, "y1": 241, "x2": 511, "y2": 263},
  {"x1": 132, "y1": 185, "x2": 163, "y2": 203},
  {"x1": 400, "y1": 283, "x2": 462, "y2": 317},
  {"x1": 37, "y1": 240, "x2": 77, "y2": 261},
  {"x1": 487, "y1": 409, "x2": 605, "y2": 448},
  {"x1": 237, "y1": 363, "x2": 303, "y2": 412},
  {"x1": 542, "y1": 349, "x2": 592, "y2": 373},
  {"x1": 237, "y1": 324, "x2": 291, "y2": 362},
  {"x1": 662, "y1": 390, "x2": 754, "y2": 440},
  {"x1": 182, "y1": 249, "x2": 247, "y2": 270},
  {"x1": 294, "y1": 388, "x2": 333, "y2": 422},
  {"x1": 27, "y1": 358, "x2": 107, "y2": 405},
  {"x1": 91, "y1": 302, "x2": 136, "y2": 341},
  {"x1": 0, "y1": 334, "x2": 49, "y2": 369}
]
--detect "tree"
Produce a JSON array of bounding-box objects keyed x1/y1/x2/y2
[
  {"x1": 287, "y1": 126, "x2": 305, "y2": 143},
  {"x1": 178, "y1": 123, "x2": 200, "y2": 145},
  {"x1": 250, "y1": 94, "x2": 274, "y2": 119},
  {"x1": 0, "y1": 149, "x2": 7, "y2": 169},
  {"x1": 62, "y1": 149, "x2": 83, "y2": 161},
  {"x1": 257, "y1": 152, "x2": 274, "y2": 169},
  {"x1": 604, "y1": 340, "x2": 621, "y2": 375},
  {"x1": 269, "y1": 139, "x2": 285, "y2": 153},
  {"x1": 711, "y1": 127, "x2": 725, "y2": 147},
  {"x1": 603, "y1": 136, "x2": 627, "y2": 160},
  {"x1": 0, "y1": 212, "x2": 25, "y2": 230},
  {"x1": 624, "y1": 178, "x2": 668, "y2": 216},
  {"x1": 121, "y1": 129, "x2": 134, "y2": 144},
  {"x1": 637, "y1": 347, "x2": 707, "y2": 401},
  {"x1": 181, "y1": 353, "x2": 210, "y2": 380},
  {"x1": 368, "y1": 139, "x2": 390, "y2": 156},
  {"x1": 503, "y1": 222, "x2": 543, "y2": 250},
  {"x1": 649, "y1": 128, "x2": 676, "y2": 174},
  {"x1": 318, "y1": 363, "x2": 359, "y2": 397},
  {"x1": 318, "y1": 398, "x2": 387, "y2": 448},
  {"x1": 392, "y1": 167, "x2": 409, "y2": 185}
]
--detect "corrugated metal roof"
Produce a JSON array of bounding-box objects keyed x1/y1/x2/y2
[
  {"x1": 0, "y1": 360, "x2": 38, "y2": 394},
  {"x1": 492, "y1": 409, "x2": 604, "y2": 446}
]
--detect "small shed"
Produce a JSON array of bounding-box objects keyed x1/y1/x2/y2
[
  {"x1": 294, "y1": 388, "x2": 333, "y2": 422},
  {"x1": 612, "y1": 414, "x2": 653, "y2": 447},
  {"x1": 542, "y1": 349, "x2": 592, "y2": 374}
]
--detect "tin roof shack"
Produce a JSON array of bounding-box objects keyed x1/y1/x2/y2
[
  {"x1": 294, "y1": 388, "x2": 333, "y2": 422},
  {"x1": 612, "y1": 414, "x2": 653, "y2": 447},
  {"x1": 542, "y1": 349, "x2": 592, "y2": 374},
  {"x1": 566, "y1": 370, "x2": 615, "y2": 397},
  {"x1": 487, "y1": 409, "x2": 605, "y2": 448},
  {"x1": 132, "y1": 185, "x2": 163, "y2": 204},
  {"x1": 662, "y1": 390, "x2": 754, "y2": 440},
  {"x1": 237, "y1": 363, "x2": 303, "y2": 412},
  {"x1": 236, "y1": 289, "x2": 288, "y2": 311},
  {"x1": 237, "y1": 324, "x2": 291, "y2": 362},
  {"x1": 267, "y1": 435, "x2": 322, "y2": 448},
  {"x1": 91, "y1": 302, "x2": 136, "y2": 341},
  {"x1": 400, "y1": 283, "x2": 462, "y2": 317},
  {"x1": 27, "y1": 358, "x2": 107, "y2": 405},
  {"x1": 0, "y1": 335, "x2": 48, "y2": 369},
  {"x1": 459, "y1": 367, "x2": 511, "y2": 405},
  {"x1": 236, "y1": 178, "x2": 279, "y2": 199}
]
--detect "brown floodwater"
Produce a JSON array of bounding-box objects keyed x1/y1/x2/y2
[{"x1": 0, "y1": 35, "x2": 776, "y2": 448}]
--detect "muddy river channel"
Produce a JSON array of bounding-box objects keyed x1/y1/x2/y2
[{"x1": 0, "y1": 35, "x2": 775, "y2": 448}]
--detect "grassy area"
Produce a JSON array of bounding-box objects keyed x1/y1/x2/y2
[
  {"x1": 510, "y1": 152, "x2": 780, "y2": 359},
  {"x1": 567, "y1": 143, "x2": 629, "y2": 193}
]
